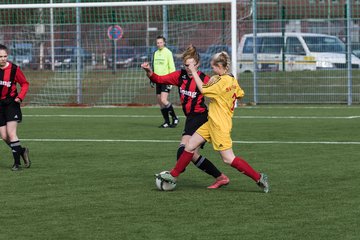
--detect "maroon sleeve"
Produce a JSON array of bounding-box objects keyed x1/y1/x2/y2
[
  {"x1": 15, "y1": 68, "x2": 29, "y2": 101},
  {"x1": 203, "y1": 74, "x2": 210, "y2": 84},
  {"x1": 149, "y1": 70, "x2": 181, "y2": 86}
]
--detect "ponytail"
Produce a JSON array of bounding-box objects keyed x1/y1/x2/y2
[
  {"x1": 211, "y1": 51, "x2": 231, "y2": 74},
  {"x1": 182, "y1": 44, "x2": 200, "y2": 64}
]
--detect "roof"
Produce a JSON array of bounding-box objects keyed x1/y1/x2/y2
[{"x1": 242, "y1": 32, "x2": 339, "y2": 38}]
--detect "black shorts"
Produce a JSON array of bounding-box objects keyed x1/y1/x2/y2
[
  {"x1": 156, "y1": 83, "x2": 172, "y2": 94},
  {"x1": 0, "y1": 99, "x2": 23, "y2": 127},
  {"x1": 182, "y1": 111, "x2": 208, "y2": 136}
]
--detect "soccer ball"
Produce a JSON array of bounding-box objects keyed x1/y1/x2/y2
[{"x1": 155, "y1": 171, "x2": 176, "y2": 191}]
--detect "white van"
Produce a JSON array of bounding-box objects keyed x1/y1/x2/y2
[{"x1": 237, "y1": 32, "x2": 360, "y2": 72}]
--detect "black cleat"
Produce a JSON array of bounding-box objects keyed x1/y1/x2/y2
[
  {"x1": 159, "y1": 122, "x2": 170, "y2": 128},
  {"x1": 170, "y1": 118, "x2": 179, "y2": 128},
  {"x1": 21, "y1": 147, "x2": 31, "y2": 168},
  {"x1": 11, "y1": 164, "x2": 21, "y2": 171}
]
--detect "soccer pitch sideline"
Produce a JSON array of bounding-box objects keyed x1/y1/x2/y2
[{"x1": 0, "y1": 106, "x2": 359, "y2": 240}]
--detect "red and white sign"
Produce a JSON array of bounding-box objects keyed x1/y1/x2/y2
[{"x1": 107, "y1": 25, "x2": 123, "y2": 40}]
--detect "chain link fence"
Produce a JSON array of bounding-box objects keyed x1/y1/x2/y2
[{"x1": 0, "y1": 0, "x2": 359, "y2": 105}]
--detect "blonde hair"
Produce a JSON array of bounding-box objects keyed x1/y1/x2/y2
[
  {"x1": 211, "y1": 51, "x2": 231, "y2": 74},
  {"x1": 182, "y1": 44, "x2": 200, "y2": 64}
]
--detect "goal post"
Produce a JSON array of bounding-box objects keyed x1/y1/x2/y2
[
  {"x1": 0, "y1": 0, "x2": 237, "y2": 106},
  {"x1": 0, "y1": 0, "x2": 236, "y2": 8},
  {"x1": 1, "y1": 0, "x2": 237, "y2": 74}
]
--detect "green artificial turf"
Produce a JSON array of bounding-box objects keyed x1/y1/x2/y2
[{"x1": 0, "y1": 106, "x2": 359, "y2": 240}]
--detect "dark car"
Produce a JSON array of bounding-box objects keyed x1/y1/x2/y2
[
  {"x1": 44, "y1": 46, "x2": 92, "y2": 69},
  {"x1": 200, "y1": 44, "x2": 232, "y2": 71},
  {"x1": 353, "y1": 49, "x2": 360, "y2": 58},
  {"x1": 129, "y1": 45, "x2": 181, "y2": 69},
  {"x1": 8, "y1": 43, "x2": 34, "y2": 69},
  {"x1": 167, "y1": 46, "x2": 182, "y2": 68},
  {"x1": 106, "y1": 46, "x2": 181, "y2": 69},
  {"x1": 133, "y1": 46, "x2": 155, "y2": 66},
  {"x1": 107, "y1": 47, "x2": 136, "y2": 69},
  {"x1": 353, "y1": 43, "x2": 360, "y2": 59}
]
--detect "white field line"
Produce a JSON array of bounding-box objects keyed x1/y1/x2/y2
[
  {"x1": 23, "y1": 114, "x2": 360, "y2": 119},
  {"x1": 21, "y1": 139, "x2": 360, "y2": 145}
]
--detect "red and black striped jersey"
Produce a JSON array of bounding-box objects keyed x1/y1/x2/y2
[
  {"x1": 150, "y1": 69, "x2": 209, "y2": 116},
  {"x1": 0, "y1": 62, "x2": 29, "y2": 101}
]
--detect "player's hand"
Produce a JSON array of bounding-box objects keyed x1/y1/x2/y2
[
  {"x1": 141, "y1": 62, "x2": 153, "y2": 78},
  {"x1": 187, "y1": 59, "x2": 198, "y2": 73},
  {"x1": 141, "y1": 62, "x2": 151, "y2": 71},
  {"x1": 188, "y1": 63, "x2": 197, "y2": 73},
  {"x1": 14, "y1": 97, "x2": 22, "y2": 103}
]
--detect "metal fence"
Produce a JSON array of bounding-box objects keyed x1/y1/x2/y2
[
  {"x1": 239, "y1": 0, "x2": 360, "y2": 105},
  {"x1": 0, "y1": 0, "x2": 359, "y2": 105}
]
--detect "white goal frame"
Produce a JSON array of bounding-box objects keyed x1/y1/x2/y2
[{"x1": 0, "y1": 0, "x2": 238, "y2": 77}]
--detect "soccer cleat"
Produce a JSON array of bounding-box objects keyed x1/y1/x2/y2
[
  {"x1": 159, "y1": 122, "x2": 170, "y2": 128},
  {"x1": 11, "y1": 164, "x2": 21, "y2": 171},
  {"x1": 170, "y1": 118, "x2": 179, "y2": 128},
  {"x1": 21, "y1": 147, "x2": 31, "y2": 168},
  {"x1": 257, "y1": 173, "x2": 270, "y2": 193},
  {"x1": 207, "y1": 173, "x2": 230, "y2": 189},
  {"x1": 155, "y1": 171, "x2": 177, "y2": 184}
]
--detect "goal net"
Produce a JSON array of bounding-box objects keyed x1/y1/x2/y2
[{"x1": 0, "y1": 0, "x2": 237, "y2": 106}]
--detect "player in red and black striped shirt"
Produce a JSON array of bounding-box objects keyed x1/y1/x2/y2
[
  {"x1": 0, "y1": 44, "x2": 31, "y2": 171},
  {"x1": 142, "y1": 45, "x2": 229, "y2": 189}
]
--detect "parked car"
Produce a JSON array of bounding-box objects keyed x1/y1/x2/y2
[
  {"x1": 107, "y1": 45, "x2": 181, "y2": 69},
  {"x1": 8, "y1": 43, "x2": 33, "y2": 68},
  {"x1": 133, "y1": 46, "x2": 155, "y2": 66},
  {"x1": 353, "y1": 49, "x2": 360, "y2": 59},
  {"x1": 352, "y1": 43, "x2": 360, "y2": 59},
  {"x1": 44, "y1": 46, "x2": 92, "y2": 69},
  {"x1": 167, "y1": 45, "x2": 182, "y2": 68},
  {"x1": 237, "y1": 32, "x2": 360, "y2": 72},
  {"x1": 107, "y1": 47, "x2": 136, "y2": 69},
  {"x1": 141, "y1": 45, "x2": 181, "y2": 68}
]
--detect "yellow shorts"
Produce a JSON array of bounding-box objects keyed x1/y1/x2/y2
[{"x1": 196, "y1": 121, "x2": 232, "y2": 151}]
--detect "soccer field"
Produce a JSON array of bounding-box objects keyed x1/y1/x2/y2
[{"x1": 0, "y1": 106, "x2": 359, "y2": 240}]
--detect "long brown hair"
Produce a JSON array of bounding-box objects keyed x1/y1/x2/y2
[{"x1": 182, "y1": 44, "x2": 200, "y2": 65}]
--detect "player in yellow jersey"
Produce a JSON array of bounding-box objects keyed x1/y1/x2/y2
[
  {"x1": 156, "y1": 51, "x2": 270, "y2": 193},
  {"x1": 196, "y1": 73, "x2": 244, "y2": 151}
]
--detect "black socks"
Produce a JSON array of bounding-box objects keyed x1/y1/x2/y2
[
  {"x1": 194, "y1": 155, "x2": 222, "y2": 178},
  {"x1": 177, "y1": 145, "x2": 222, "y2": 179},
  {"x1": 160, "y1": 107, "x2": 170, "y2": 124},
  {"x1": 166, "y1": 103, "x2": 177, "y2": 120},
  {"x1": 10, "y1": 141, "x2": 23, "y2": 165},
  {"x1": 161, "y1": 103, "x2": 177, "y2": 124}
]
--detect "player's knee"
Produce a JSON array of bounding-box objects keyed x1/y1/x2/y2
[
  {"x1": 184, "y1": 142, "x2": 197, "y2": 153},
  {"x1": 184, "y1": 142, "x2": 194, "y2": 152},
  {"x1": 220, "y1": 152, "x2": 235, "y2": 165},
  {"x1": 222, "y1": 157, "x2": 233, "y2": 165},
  {"x1": 157, "y1": 98, "x2": 163, "y2": 106},
  {"x1": 160, "y1": 99, "x2": 169, "y2": 106},
  {"x1": 219, "y1": 148, "x2": 235, "y2": 165},
  {"x1": 160, "y1": 94, "x2": 168, "y2": 104}
]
